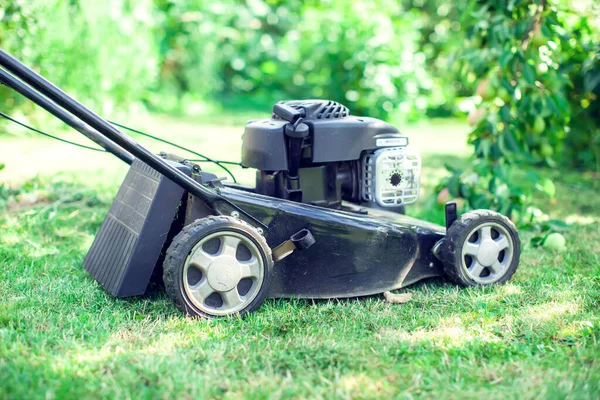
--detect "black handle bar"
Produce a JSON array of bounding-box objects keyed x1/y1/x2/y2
[
  {"x1": 0, "y1": 49, "x2": 266, "y2": 230},
  {"x1": 0, "y1": 68, "x2": 134, "y2": 164}
]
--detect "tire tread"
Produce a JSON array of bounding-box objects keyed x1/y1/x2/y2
[
  {"x1": 163, "y1": 216, "x2": 272, "y2": 318},
  {"x1": 440, "y1": 210, "x2": 520, "y2": 286}
]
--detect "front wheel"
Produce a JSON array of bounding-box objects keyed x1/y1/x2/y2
[
  {"x1": 163, "y1": 216, "x2": 273, "y2": 318},
  {"x1": 439, "y1": 210, "x2": 521, "y2": 286}
]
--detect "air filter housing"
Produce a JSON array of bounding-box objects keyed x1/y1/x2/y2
[{"x1": 361, "y1": 147, "x2": 421, "y2": 207}]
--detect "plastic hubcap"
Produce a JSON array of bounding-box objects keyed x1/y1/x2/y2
[
  {"x1": 461, "y1": 222, "x2": 514, "y2": 284},
  {"x1": 183, "y1": 231, "x2": 265, "y2": 316},
  {"x1": 476, "y1": 241, "x2": 500, "y2": 266},
  {"x1": 206, "y1": 257, "x2": 242, "y2": 292}
]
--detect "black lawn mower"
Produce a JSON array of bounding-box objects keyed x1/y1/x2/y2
[{"x1": 0, "y1": 49, "x2": 521, "y2": 318}]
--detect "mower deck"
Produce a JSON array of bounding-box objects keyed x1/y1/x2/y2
[{"x1": 221, "y1": 188, "x2": 446, "y2": 298}]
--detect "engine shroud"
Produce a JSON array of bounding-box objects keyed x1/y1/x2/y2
[
  {"x1": 243, "y1": 100, "x2": 402, "y2": 170},
  {"x1": 241, "y1": 100, "x2": 420, "y2": 209}
]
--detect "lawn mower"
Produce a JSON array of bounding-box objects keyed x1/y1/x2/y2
[{"x1": 0, "y1": 49, "x2": 521, "y2": 318}]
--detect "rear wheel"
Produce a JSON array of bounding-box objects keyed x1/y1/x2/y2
[
  {"x1": 440, "y1": 210, "x2": 520, "y2": 286},
  {"x1": 163, "y1": 216, "x2": 273, "y2": 318}
]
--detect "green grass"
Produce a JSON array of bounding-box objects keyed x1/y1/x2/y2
[{"x1": 1, "y1": 115, "x2": 599, "y2": 399}]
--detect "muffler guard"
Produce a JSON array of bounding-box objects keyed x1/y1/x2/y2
[{"x1": 83, "y1": 159, "x2": 188, "y2": 297}]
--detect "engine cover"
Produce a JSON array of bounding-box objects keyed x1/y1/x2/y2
[{"x1": 242, "y1": 100, "x2": 403, "y2": 171}]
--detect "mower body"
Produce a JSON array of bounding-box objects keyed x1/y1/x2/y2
[
  {"x1": 81, "y1": 100, "x2": 443, "y2": 300},
  {"x1": 84, "y1": 156, "x2": 445, "y2": 299},
  {"x1": 194, "y1": 187, "x2": 445, "y2": 299}
]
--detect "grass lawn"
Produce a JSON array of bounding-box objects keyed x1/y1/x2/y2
[{"x1": 0, "y1": 114, "x2": 599, "y2": 399}]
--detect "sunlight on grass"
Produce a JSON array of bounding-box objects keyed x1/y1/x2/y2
[
  {"x1": 1, "y1": 233, "x2": 21, "y2": 246},
  {"x1": 565, "y1": 214, "x2": 598, "y2": 224},
  {"x1": 499, "y1": 283, "x2": 522, "y2": 296},
  {"x1": 337, "y1": 373, "x2": 389, "y2": 396},
  {"x1": 522, "y1": 301, "x2": 579, "y2": 323},
  {"x1": 378, "y1": 314, "x2": 500, "y2": 348}
]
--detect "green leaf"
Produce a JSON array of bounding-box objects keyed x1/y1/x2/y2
[
  {"x1": 583, "y1": 70, "x2": 600, "y2": 92},
  {"x1": 530, "y1": 236, "x2": 545, "y2": 247},
  {"x1": 459, "y1": 183, "x2": 471, "y2": 198},
  {"x1": 522, "y1": 63, "x2": 536, "y2": 84},
  {"x1": 477, "y1": 138, "x2": 491, "y2": 159},
  {"x1": 492, "y1": 164, "x2": 508, "y2": 181},
  {"x1": 447, "y1": 174, "x2": 461, "y2": 198},
  {"x1": 500, "y1": 78, "x2": 514, "y2": 93},
  {"x1": 525, "y1": 170, "x2": 540, "y2": 183},
  {"x1": 546, "y1": 96, "x2": 561, "y2": 116},
  {"x1": 541, "y1": 23, "x2": 553, "y2": 38},
  {"x1": 543, "y1": 219, "x2": 571, "y2": 233},
  {"x1": 538, "y1": 178, "x2": 556, "y2": 198},
  {"x1": 444, "y1": 163, "x2": 461, "y2": 174},
  {"x1": 499, "y1": 105, "x2": 511, "y2": 123},
  {"x1": 553, "y1": 94, "x2": 569, "y2": 114},
  {"x1": 503, "y1": 129, "x2": 521, "y2": 153},
  {"x1": 499, "y1": 51, "x2": 514, "y2": 68},
  {"x1": 471, "y1": 193, "x2": 490, "y2": 209}
]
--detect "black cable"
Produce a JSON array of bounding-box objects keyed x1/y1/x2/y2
[
  {"x1": 0, "y1": 111, "x2": 242, "y2": 183},
  {"x1": 109, "y1": 120, "x2": 240, "y2": 183},
  {"x1": 0, "y1": 111, "x2": 105, "y2": 152},
  {"x1": 188, "y1": 159, "x2": 242, "y2": 165}
]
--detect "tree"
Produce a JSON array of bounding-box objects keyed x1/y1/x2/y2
[{"x1": 439, "y1": 0, "x2": 599, "y2": 222}]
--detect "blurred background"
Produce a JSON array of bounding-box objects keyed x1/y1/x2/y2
[{"x1": 0, "y1": 0, "x2": 598, "y2": 226}]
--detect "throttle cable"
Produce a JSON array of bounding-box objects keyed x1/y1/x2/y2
[{"x1": 0, "y1": 111, "x2": 241, "y2": 182}]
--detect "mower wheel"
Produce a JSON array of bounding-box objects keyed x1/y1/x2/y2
[
  {"x1": 439, "y1": 210, "x2": 520, "y2": 286},
  {"x1": 163, "y1": 216, "x2": 273, "y2": 318}
]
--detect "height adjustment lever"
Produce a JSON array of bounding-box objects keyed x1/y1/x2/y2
[{"x1": 272, "y1": 229, "x2": 316, "y2": 262}]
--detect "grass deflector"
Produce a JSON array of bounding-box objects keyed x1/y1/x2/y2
[{"x1": 0, "y1": 49, "x2": 521, "y2": 318}]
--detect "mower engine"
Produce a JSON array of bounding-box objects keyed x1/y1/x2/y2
[{"x1": 241, "y1": 100, "x2": 421, "y2": 210}]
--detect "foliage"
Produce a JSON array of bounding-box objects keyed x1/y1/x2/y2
[
  {"x1": 439, "y1": 0, "x2": 600, "y2": 223},
  {"x1": 401, "y1": 0, "x2": 473, "y2": 118},
  {"x1": 0, "y1": 0, "x2": 456, "y2": 121},
  {"x1": 559, "y1": 5, "x2": 600, "y2": 170},
  {"x1": 155, "y1": 0, "x2": 436, "y2": 120},
  {"x1": 1, "y1": 0, "x2": 596, "y2": 129},
  {"x1": 0, "y1": 0, "x2": 159, "y2": 115}
]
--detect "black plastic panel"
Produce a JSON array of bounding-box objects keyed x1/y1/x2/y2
[
  {"x1": 83, "y1": 159, "x2": 189, "y2": 297},
  {"x1": 241, "y1": 119, "x2": 288, "y2": 171},
  {"x1": 217, "y1": 188, "x2": 446, "y2": 299},
  {"x1": 309, "y1": 117, "x2": 399, "y2": 163},
  {"x1": 242, "y1": 114, "x2": 403, "y2": 171}
]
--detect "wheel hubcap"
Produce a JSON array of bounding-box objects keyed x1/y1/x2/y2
[
  {"x1": 461, "y1": 222, "x2": 513, "y2": 284},
  {"x1": 206, "y1": 257, "x2": 242, "y2": 292},
  {"x1": 183, "y1": 231, "x2": 264, "y2": 316}
]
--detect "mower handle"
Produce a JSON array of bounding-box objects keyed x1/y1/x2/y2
[
  {"x1": 0, "y1": 48, "x2": 266, "y2": 230},
  {"x1": 0, "y1": 68, "x2": 134, "y2": 165}
]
